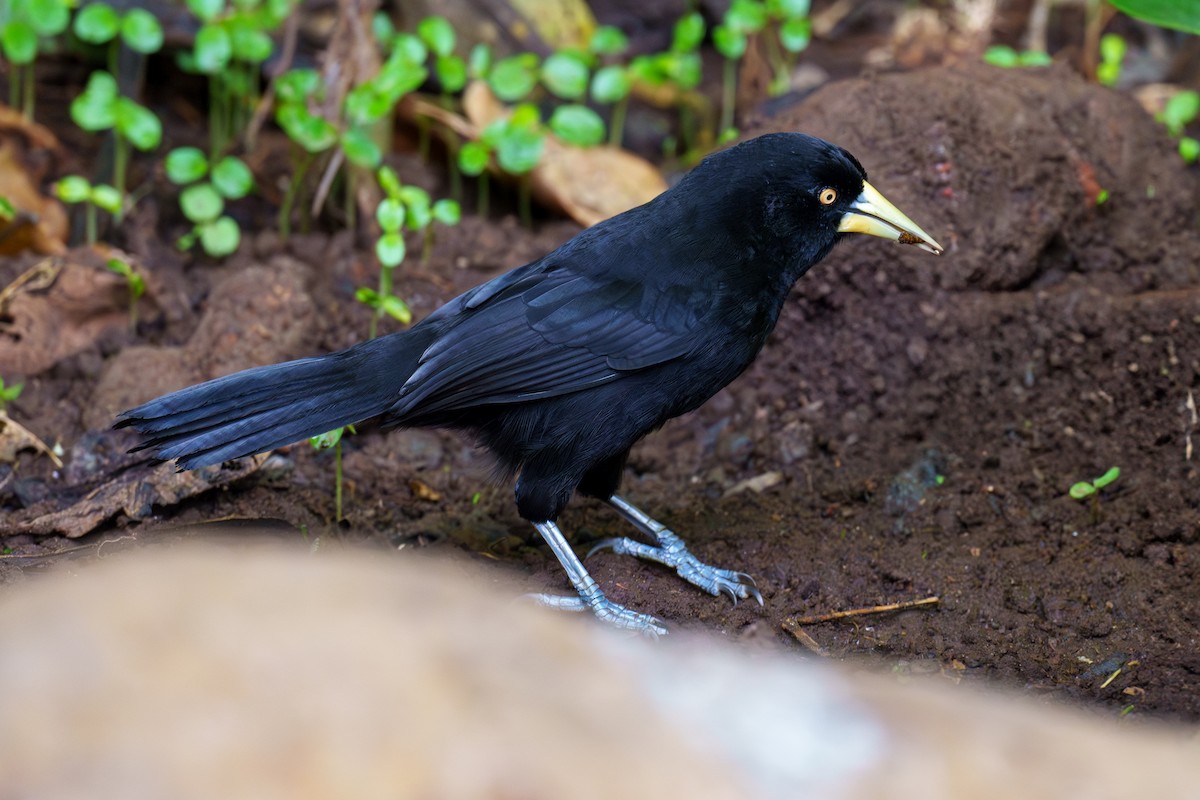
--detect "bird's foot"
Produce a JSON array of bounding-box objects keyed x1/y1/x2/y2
[
  {"x1": 588, "y1": 530, "x2": 763, "y2": 606},
  {"x1": 526, "y1": 589, "x2": 668, "y2": 638}
]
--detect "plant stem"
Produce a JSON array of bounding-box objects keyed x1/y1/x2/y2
[
  {"x1": 763, "y1": 30, "x2": 787, "y2": 95},
  {"x1": 85, "y1": 204, "x2": 97, "y2": 245},
  {"x1": 477, "y1": 173, "x2": 489, "y2": 218},
  {"x1": 608, "y1": 96, "x2": 628, "y2": 147},
  {"x1": 422, "y1": 227, "x2": 433, "y2": 264},
  {"x1": 279, "y1": 150, "x2": 314, "y2": 241},
  {"x1": 334, "y1": 436, "x2": 344, "y2": 522},
  {"x1": 113, "y1": 135, "x2": 129, "y2": 222},
  {"x1": 720, "y1": 57, "x2": 737, "y2": 138},
  {"x1": 21, "y1": 65, "x2": 34, "y2": 119},
  {"x1": 518, "y1": 173, "x2": 532, "y2": 229}
]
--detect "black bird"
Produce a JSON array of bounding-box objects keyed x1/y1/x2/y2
[{"x1": 119, "y1": 133, "x2": 942, "y2": 635}]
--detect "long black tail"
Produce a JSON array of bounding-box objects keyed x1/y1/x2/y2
[{"x1": 117, "y1": 331, "x2": 432, "y2": 469}]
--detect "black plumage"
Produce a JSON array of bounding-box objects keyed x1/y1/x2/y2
[{"x1": 120, "y1": 133, "x2": 941, "y2": 634}]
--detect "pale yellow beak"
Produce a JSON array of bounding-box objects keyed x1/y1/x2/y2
[{"x1": 837, "y1": 181, "x2": 943, "y2": 255}]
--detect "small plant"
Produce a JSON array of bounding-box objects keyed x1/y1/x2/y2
[
  {"x1": 69, "y1": 70, "x2": 162, "y2": 219},
  {"x1": 72, "y1": 2, "x2": 164, "y2": 79},
  {"x1": 0, "y1": 375, "x2": 23, "y2": 412},
  {"x1": 1096, "y1": 33, "x2": 1125, "y2": 87},
  {"x1": 588, "y1": 25, "x2": 632, "y2": 146},
  {"x1": 310, "y1": 424, "x2": 355, "y2": 523},
  {"x1": 488, "y1": 52, "x2": 540, "y2": 103},
  {"x1": 1070, "y1": 466, "x2": 1121, "y2": 523},
  {"x1": 165, "y1": 147, "x2": 254, "y2": 257},
  {"x1": 481, "y1": 103, "x2": 546, "y2": 227},
  {"x1": 54, "y1": 175, "x2": 122, "y2": 244},
  {"x1": 1158, "y1": 90, "x2": 1200, "y2": 164},
  {"x1": 627, "y1": 15, "x2": 705, "y2": 153},
  {"x1": 106, "y1": 256, "x2": 145, "y2": 330},
  {"x1": 982, "y1": 45, "x2": 1053, "y2": 68},
  {"x1": 0, "y1": 0, "x2": 71, "y2": 119}
]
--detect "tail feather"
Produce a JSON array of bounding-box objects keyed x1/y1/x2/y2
[{"x1": 118, "y1": 332, "x2": 429, "y2": 469}]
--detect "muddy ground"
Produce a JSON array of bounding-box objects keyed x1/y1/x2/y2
[{"x1": 2, "y1": 58, "x2": 1199, "y2": 723}]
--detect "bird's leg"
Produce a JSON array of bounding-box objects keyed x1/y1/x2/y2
[
  {"x1": 528, "y1": 520, "x2": 669, "y2": 637},
  {"x1": 590, "y1": 495, "x2": 763, "y2": 606}
]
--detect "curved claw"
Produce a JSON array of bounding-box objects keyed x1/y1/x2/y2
[{"x1": 585, "y1": 538, "x2": 624, "y2": 560}]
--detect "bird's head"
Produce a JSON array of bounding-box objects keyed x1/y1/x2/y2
[{"x1": 682, "y1": 133, "x2": 942, "y2": 279}]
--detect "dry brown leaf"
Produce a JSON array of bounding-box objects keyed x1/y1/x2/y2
[
  {"x1": 0, "y1": 412, "x2": 62, "y2": 467},
  {"x1": 0, "y1": 107, "x2": 67, "y2": 255}
]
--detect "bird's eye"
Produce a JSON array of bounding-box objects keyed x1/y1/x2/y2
[{"x1": 819, "y1": 188, "x2": 837, "y2": 205}]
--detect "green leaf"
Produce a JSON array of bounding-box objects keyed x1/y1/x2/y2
[
  {"x1": 549, "y1": 104, "x2": 604, "y2": 147},
  {"x1": 468, "y1": 42, "x2": 492, "y2": 79},
  {"x1": 187, "y1": 0, "x2": 225, "y2": 23},
  {"x1": 355, "y1": 287, "x2": 381, "y2": 307},
  {"x1": 276, "y1": 68, "x2": 320, "y2": 104},
  {"x1": 375, "y1": 232, "x2": 406, "y2": 267},
  {"x1": 1099, "y1": 33, "x2": 1126, "y2": 66},
  {"x1": 400, "y1": 187, "x2": 431, "y2": 229},
  {"x1": 671, "y1": 12, "x2": 705, "y2": 53},
  {"x1": 165, "y1": 147, "x2": 209, "y2": 184},
  {"x1": 1069, "y1": 481, "x2": 1096, "y2": 500},
  {"x1": 107, "y1": 258, "x2": 145, "y2": 298},
  {"x1": 1161, "y1": 90, "x2": 1200, "y2": 136},
  {"x1": 212, "y1": 156, "x2": 254, "y2": 198},
  {"x1": 589, "y1": 25, "x2": 628, "y2": 56},
  {"x1": 27, "y1": 0, "x2": 71, "y2": 37},
  {"x1": 276, "y1": 105, "x2": 337, "y2": 152},
  {"x1": 458, "y1": 140, "x2": 490, "y2": 176},
  {"x1": 725, "y1": 0, "x2": 767, "y2": 34},
  {"x1": 121, "y1": 9, "x2": 164, "y2": 53},
  {"x1": 1180, "y1": 136, "x2": 1200, "y2": 164},
  {"x1": 344, "y1": 84, "x2": 393, "y2": 125},
  {"x1": 70, "y1": 72, "x2": 119, "y2": 131},
  {"x1": 194, "y1": 23, "x2": 232, "y2": 73},
  {"x1": 541, "y1": 51, "x2": 589, "y2": 100},
  {"x1": 115, "y1": 97, "x2": 162, "y2": 150},
  {"x1": 1018, "y1": 50, "x2": 1052, "y2": 67},
  {"x1": 667, "y1": 52, "x2": 702, "y2": 89},
  {"x1": 779, "y1": 16, "x2": 810, "y2": 52},
  {"x1": 380, "y1": 294, "x2": 412, "y2": 323},
  {"x1": 391, "y1": 32, "x2": 427, "y2": 65},
  {"x1": 73, "y1": 3, "x2": 120, "y2": 44},
  {"x1": 489, "y1": 53, "x2": 539, "y2": 102},
  {"x1": 1, "y1": 20, "x2": 38, "y2": 65},
  {"x1": 982, "y1": 45, "x2": 1019, "y2": 68},
  {"x1": 431, "y1": 198, "x2": 460, "y2": 226},
  {"x1": 376, "y1": 165, "x2": 402, "y2": 198},
  {"x1": 310, "y1": 426, "x2": 346, "y2": 449},
  {"x1": 417, "y1": 15, "x2": 455, "y2": 57},
  {"x1": 1106, "y1": 0, "x2": 1200, "y2": 34},
  {"x1": 590, "y1": 65, "x2": 630, "y2": 103},
  {"x1": 767, "y1": 0, "x2": 810, "y2": 17},
  {"x1": 180, "y1": 183, "x2": 224, "y2": 223},
  {"x1": 1093, "y1": 466, "x2": 1121, "y2": 489},
  {"x1": 372, "y1": 11, "x2": 396, "y2": 48},
  {"x1": 229, "y1": 19, "x2": 272, "y2": 63},
  {"x1": 376, "y1": 197, "x2": 405, "y2": 232},
  {"x1": 374, "y1": 54, "x2": 427, "y2": 99},
  {"x1": 90, "y1": 184, "x2": 123, "y2": 213},
  {"x1": 0, "y1": 196, "x2": 14, "y2": 220},
  {"x1": 494, "y1": 124, "x2": 544, "y2": 175},
  {"x1": 340, "y1": 127, "x2": 382, "y2": 168},
  {"x1": 435, "y1": 54, "x2": 467, "y2": 93},
  {"x1": 713, "y1": 25, "x2": 747, "y2": 60},
  {"x1": 55, "y1": 175, "x2": 92, "y2": 204},
  {"x1": 199, "y1": 216, "x2": 240, "y2": 257}
]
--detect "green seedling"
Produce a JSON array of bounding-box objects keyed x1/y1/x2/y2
[
  {"x1": 0, "y1": 0, "x2": 71, "y2": 119},
  {"x1": 458, "y1": 138, "x2": 493, "y2": 216},
  {"x1": 982, "y1": 45, "x2": 1053, "y2": 69},
  {"x1": 106, "y1": 256, "x2": 145, "y2": 330},
  {"x1": 1096, "y1": 33, "x2": 1125, "y2": 87},
  {"x1": 417, "y1": 16, "x2": 467, "y2": 194},
  {"x1": 310, "y1": 424, "x2": 355, "y2": 523},
  {"x1": 540, "y1": 47, "x2": 606, "y2": 148},
  {"x1": 1158, "y1": 90, "x2": 1200, "y2": 164},
  {"x1": 274, "y1": 68, "x2": 337, "y2": 238},
  {"x1": 587, "y1": 25, "x2": 632, "y2": 147},
  {"x1": 357, "y1": 166, "x2": 412, "y2": 340},
  {"x1": 0, "y1": 376, "x2": 23, "y2": 412},
  {"x1": 69, "y1": 70, "x2": 162, "y2": 220},
  {"x1": 0, "y1": 196, "x2": 14, "y2": 222},
  {"x1": 488, "y1": 52, "x2": 540, "y2": 103},
  {"x1": 1069, "y1": 466, "x2": 1121, "y2": 524},
  {"x1": 481, "y1": 103, "x2": 545, "y2": 227},
  {"x1": 166, "y1": 146, "x2": 254, "y2": 257},
  {"x1": 54, "y1": 174, "x2": 123, "y2": 244},
  {"x1": 72, "y1": 2, "x2": 163, "y2": 80}
]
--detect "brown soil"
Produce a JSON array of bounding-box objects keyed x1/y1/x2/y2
[{"x1": 3, "y1": 61, "x2": 1199, "y2": 722}]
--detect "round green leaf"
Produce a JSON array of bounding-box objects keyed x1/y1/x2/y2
[
  {"x1": 375, "y1": 232, "x2": 406, "y2": 267},
  {"x1": 1068, "y1": 482, "x2": 1095, "y2": 500},
  {"x1": 73, "y1": 3, "x2": 120, "y2": 44},
  {"x1": 417, "y1": 15, "x2": 455, "y2": 57},
  {"x1": 372, "y1": 11, "x2": 396, "y2": 47},
  {"x1": 115, "y1": 97, "x2": 162, "y2": 150},
  {"x1": 229, "y1": 19, "x2": 272, "y2": 63},
  {"x1": 779, "y1": 16, "x2": 810, "y2": 52},
  {"x1": 672, "y1": 12, "x2": 705, "y2": 53},
  {"x1": 589, "y1": 25, "x2": 628, "y2": 56},
  {"x1": 380, "y1": 294, "x2": 412, "y2": 323},
  {"x1": 276, "y1": 68, "x2": 320, "y2": 104},
  {"x1": 712, "y1": 25, "x2": 746, "y2": 60},
  {"x1": 375, "y1": 55, "x2": 427, "y2": 100},
  {"x1": 200, "y1": 215, "x2": 240, "y2": 257},
  {"x1": 277, "y1": 105, "x2": 337, "y2": 152},
  {"x1": 180, "y1": 183, "x2": 224, "y2": 223},
  {"x1": 590, "y1": 65, "x2": 630, "y2": 104},
  {"x1": 1162, "y1": 90, "x2": 1200, "y2": 135},
  {"x1": 468, "y1": 42, "x2": 492, "y2": 79},
  {"x1": 344, "y1": 84, "x2": 391, "y2": 126},
  {"x1": 1018, "y1": 50, "x2": 1052, "y2": 67},
  {"x1": 70, "y1": 73, "x2": 118, "y2": 131},
  {"x1": 55, "y1": 175, "x2": 92, "y2": 204},
  {"x1": 28, "y1": 0, "x2": 71, "y2": 37},
  {"x1": 391, "y1": 32, "x2": 427, "y2": 65},
  {"x1": 376, "y1": 198, "x2": 405, "y2": 232},
  {"x1": 1180, "y1": 136, "x2": 1200, "y2": 164},
  {"x1": 121, "y1": 9, "x2": 164, "y2": 53},
  {"x1": 435, "y1": 54, "x2": 467, "y2": 93},
  {"x1": 982, "y1": 45, "x2": 1019, "y2": 68},
  {"x1": 187, "y1": 0, "x2": 225, "y2": 23},
  {"x1": 194, "y1": 23, "x2": 232, "y2": 73},
  {"x1": 340, "y1": 128, "x2": 382, "y2": 168},
  {"x1": 165, "y1": 147, "x2": 209, "y2": 184},
  {"x1": 1099, "y1": 33, "x2": 1126, "y2": 65},
  {"x1": 549, "y1": 104, "x2": 604, "y2": 147},
  {"x1": 489, "y1": 53, "x2": 539, "y2": 102},
  {"x1": 541, "y1": 52, "x2": 589, "y2": 100},
  {"x1": 90, "y1": 184, "x2": 123, "y2": 213},
  {"x1": 399, "y1": 187, "x2": 431, "y2": 229},
  {"x1": 725, "y1": 0, "x2": 767, "y2": 33},
  {"x1": 432, "y1": 198, "x2": 460, "y2": 226},
  {"x1": 1, "y1": 20, "x2": 38, "y2": 65},
  {"x1": 458, "y1": 140, "x2": 490, "y2": 176},
  {"x1": 212, "y1": 155, "x2": 254, "y2": 198},
  {"x1": 668, "y1": 52, "x2": 702, "y2": 89},
  {"x1": 767, "y1": 0, "x2": 810, "y2": 16},
  {"x1": 376, "y1": 165, "x2": 402, "y2": 198},
  {"x1": 495, "y1": 125, "x2": 544, "y2": 175}
]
